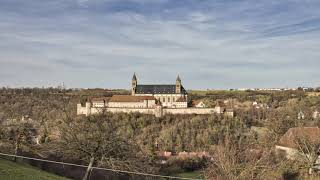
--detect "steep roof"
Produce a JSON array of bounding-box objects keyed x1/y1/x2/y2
[
  {"x1": 176, "y1": 96, "x2": 187, "y2": 102},
  {"x1": 135, "y1": 85, "x2": 187, "y2": 95},
  {"x1": 277, "y1": 127, "x2": 320, "y2": 149},
  {"x1": 132, "y1": 73, "x2": 137, "y2": 81},
  {"x1": 192, "y1": 99, "x2": 204, "y2": 106},
  {"x1": 176, "y1": 75, "x2": 181, "y2": 82},
  {"x1": 109, "y1": 95, "x2": 156, "y2": 102}
]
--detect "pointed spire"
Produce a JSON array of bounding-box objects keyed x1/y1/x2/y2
[
  {"x1": 176, "y1": 74, "x2": 181, "y2": 82},
  {"x1": 132, "y1": 72, "x2": 137, "y2": 81},
  {"x1": 176, "y1": 74, "x2": 182, "y2": 94}
]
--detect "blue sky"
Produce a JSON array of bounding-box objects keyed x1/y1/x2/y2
[{"x1": 1, "y1": 0, "x2": 320, "y2": 89}]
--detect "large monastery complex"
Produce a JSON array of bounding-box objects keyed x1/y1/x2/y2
[
  {"x1": 77, "y1": 74, "x2": 227, "y2": 117},
  {"x1": 132, "y1": 73, "x2": 188, "y2": 108}
]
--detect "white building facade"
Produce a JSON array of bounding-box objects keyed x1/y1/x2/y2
[{"x1": 132, "y1": 73, "x2": 188, "y2": 108}]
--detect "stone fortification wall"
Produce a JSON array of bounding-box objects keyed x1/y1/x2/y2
[
  {"x1": 89, "y1": 107, "x2": 154, "y2": 115},
  {"x1": 77, "y1": 103, "x2": 216, "y2": 117},
  {"x1": 77, "y1": 104, "x2": 87, "y2": 115},
  {"x1": 105, "y1": 107, "x2": 155, "y2": 115},
  {"x1": 77, "y1": 102, "x2": 92, "y2": 116},
  {"x1": 163, "y1": 108, "x2": 215, "y2": 115}
]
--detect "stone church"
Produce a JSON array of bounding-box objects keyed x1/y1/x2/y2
[
  {"x1": 131, "y1": 73, "x2": 188, "y2": 108},
  {"x1": 78, "y1": 73, "x2": 222, "y2": 117}
]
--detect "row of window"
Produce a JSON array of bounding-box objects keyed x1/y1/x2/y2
[{"x1": 159, "y1": 97, "x2": 176, "y2": 103}]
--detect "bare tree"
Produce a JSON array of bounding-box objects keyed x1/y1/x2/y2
[
  {"x1": 294, "y1": 135, "x2": 320, "y2": 175},
  {"x1": 205, "y1": 133, "x2": 278, "y2": 180},
  {"x1": 1, "y1": 118, "x2": 37, "y2": 161},
  {"x1": 59, "y1": 113, "x2": 155, "y2": 180}
]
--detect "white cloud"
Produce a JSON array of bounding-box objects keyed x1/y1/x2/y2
[{"x1": 0, "y1": 0, "x2": 320, "y2": 88}]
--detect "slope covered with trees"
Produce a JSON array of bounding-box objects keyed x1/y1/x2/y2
[{"x1": 1, "y1": 87, "x2": 320, "y2": 179}]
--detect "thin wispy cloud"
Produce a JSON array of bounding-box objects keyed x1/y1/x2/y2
[{"x1": 0, "y1": 0, "x2": 319, "y2": 89}]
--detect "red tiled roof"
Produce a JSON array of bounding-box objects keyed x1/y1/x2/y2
[
  {"x1": 176, "y1": 96, "x2": 187, "y2": 102},
  {"x1": 91, "y1": 97, "x2": 111, "y2": 102},
  {"x1": 192, "y1": 99, "x2": 204, "y2": 106},
  {"x1": 277, "y1": 127, "x2": 320, "y2": 149},
  {"x1": 109, "y1": 95, "x2": 156, "y2": 102}
]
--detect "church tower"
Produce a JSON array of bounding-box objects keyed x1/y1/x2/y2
[
  {"x1": 132, "y1": 73, "x2": 137, "y2": 96},
  {"x1": 176, "y1": 75, "x2": 181, "y2": 94}
]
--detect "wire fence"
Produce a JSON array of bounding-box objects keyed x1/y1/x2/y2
[{"x1": 0, "y1": 152, "x2": 203, "y2": 180}]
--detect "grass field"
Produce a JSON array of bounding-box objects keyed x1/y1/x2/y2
[
  {"x1": 173, "y1": 171, "x2": 204, "y2": 179},
  {"x1": 0, "y1": 158, "x2": 70, "y2": 180}
]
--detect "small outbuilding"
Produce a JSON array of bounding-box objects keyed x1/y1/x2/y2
[
  {"x1": 191, "y1": 100, "x2": 206, "y2": 108},
  {"x1": 276, "y1": 127, "x2": 320, "y2": 160}
]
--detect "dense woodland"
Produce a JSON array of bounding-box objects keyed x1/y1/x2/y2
[{"x1": 1, "y1": 87, "x2": 320, "y2": 179}]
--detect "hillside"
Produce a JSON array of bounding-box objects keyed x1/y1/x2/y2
[
  {"x1": 0, "y1": 158, "x2": 70, "y2": 180},
  {"x1": 1, "y1": 88, "x2": 320, "y2": 179}
]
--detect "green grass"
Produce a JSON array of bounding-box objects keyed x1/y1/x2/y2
[
  {"x1": 0, "y1": 158, "x2": 70, "y2": 180},
  {"x1": 173, "y1": 171, "x2": 204, "y2": 179}
]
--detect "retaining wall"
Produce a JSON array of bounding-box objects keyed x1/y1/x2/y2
[{"x1": 77, "y1": 104, "x2": 215, "y2": 117}]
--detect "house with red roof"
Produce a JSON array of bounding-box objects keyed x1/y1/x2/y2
[{"x1": 276, "y1": 127, "x2": 320, "y2": 160}]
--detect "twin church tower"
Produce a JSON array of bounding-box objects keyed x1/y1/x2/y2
[{"x1": 131, "y1": 73, "x2": 188, "y2": 108}]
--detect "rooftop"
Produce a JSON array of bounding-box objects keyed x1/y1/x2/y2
[
  {"x1": 91, "y1": 97, "x2": 111, "y2": 102},
  {"x1": 277, "y1": 127, "x2": 320, "y2": 149},
  {"x1": 176, "y1": 96, "x2": 187, "y2": 102},
  {"x1": 191, "y1": 99, "x2": 204, "y2": 106},
  {"x1": 109, "y1": 95, "x2": 156, "y2": 102},
  {"x1": 136, "y1": 85, "x2": 187, "y2": 95}
]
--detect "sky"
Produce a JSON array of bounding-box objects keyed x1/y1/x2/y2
[{"x1": 0, "y1": 0, "x2": 320, "y2": 89}]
